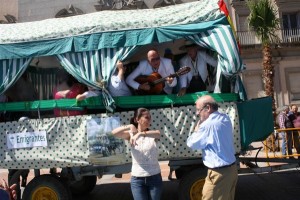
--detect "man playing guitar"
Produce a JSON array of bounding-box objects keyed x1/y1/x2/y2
[{"x1": 126, "y1": 49, "x2": 177, "y2": 95}]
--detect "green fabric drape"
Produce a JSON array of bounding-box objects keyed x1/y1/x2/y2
[
  {"x1": 237, "y1": 97, "x2": 274, "y2": 150},
  {"x1": 0, "y1": 0, "x2": 221, "y2": 59},
  {"x1": 27, "y1": 66, "x2": 59, "y2": 100},
  {"x1": 0, "y1": 58, "x2": 32, "y2": 95},
  {"x1": 0, "y1": 15, "x2": 226, "y2": 60},
  {"x1": 0, "y1": 1, "x2": 246, "y2": 105},
  {"x1": 56, "y1": 46, "x2": 138, "y2": 112}
]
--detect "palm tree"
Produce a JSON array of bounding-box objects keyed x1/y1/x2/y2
[{"x1": 246, "y1": 0, "x2": 280, "y2": 119}]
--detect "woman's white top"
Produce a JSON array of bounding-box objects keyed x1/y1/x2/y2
[{"x1": 131, "y1": 136, "x2": 161, "y2": 177}]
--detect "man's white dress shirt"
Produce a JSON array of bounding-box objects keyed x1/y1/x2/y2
[
  {"x1": 179, "y1": 50, "x2": 217, "y2": 89},
  {"x1": 108, "y1": 74, "x2": 132, "y2": 96},
  {"x1": 126, "y1": 58, "x2": 177, "y2": 94}
]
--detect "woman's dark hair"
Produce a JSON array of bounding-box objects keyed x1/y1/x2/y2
[
  {"x1": 130, "y1": 108, "x2": 149, "y2": 128},
  {"x1": 57, "y1": 69, "x2": 79, "y2": 87},
  {"x1": 66, "y1": 74, "x2": 79, "y2": 87}
]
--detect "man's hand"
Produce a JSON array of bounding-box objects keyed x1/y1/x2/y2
[
  {"x1": 194, "y1": 120, "x2": 202, "y2": 132},
  {"x1": 139, "y1": 83, "x2": 150, "y2": 91},
  {"x1": 117, "y1": 61, "x2": 126, "y2": 73},
  {"x1": 0, "y1": 179, "x2": 17, "y2": 200},
  {"x1": 165, "y1": 77, "x2": 174, "y2": 85},
  {"x1": 177, "y1": 88, "x2": 187, "y2": 96},
  {"x1": 117, "y1": 61, "x2": 126, "y2": 80}
]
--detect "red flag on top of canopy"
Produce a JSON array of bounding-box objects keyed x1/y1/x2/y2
[{"x1": 218, "y1": 0, "x2": 229, "y2": 16}]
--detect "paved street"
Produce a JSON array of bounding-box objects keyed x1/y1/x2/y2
[
  {"x1": 1, "y1": 162, "x2": 300, "y2": 200},
  {"x1": 236, "y1": 169, "x2": 300, "y2": 200},
  {"x1": 72, "y1": 168, "x2": 300, "y2": 200},
  {"x1": 71, "y1": 142, "x2": 300, "y2": 200}
]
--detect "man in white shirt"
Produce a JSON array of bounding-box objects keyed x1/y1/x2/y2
[
  {"x1": 108, "y1": 61, "x2": 132, "y2": 97},
  {"x1": 177, "y1": 41, "x2": 218, "y2": 96},
  {"x1": 126, "y1": 49, "x2": 177, "y2": 95},
  {"x1": 76, "y1": 61, "x2": 132, "y2": 101}
]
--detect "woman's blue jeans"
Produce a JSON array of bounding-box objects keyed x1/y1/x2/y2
[{"x1": 130, "y1": 173, "x2": 163, "y2": 200}]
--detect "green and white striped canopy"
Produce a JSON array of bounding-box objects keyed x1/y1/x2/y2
[
  {"x1": 0, "y1": 0, "x2": 247, "y2": 105},
  {"x1": 0, "y1": 0, "x2": 223, "y2": 59}
]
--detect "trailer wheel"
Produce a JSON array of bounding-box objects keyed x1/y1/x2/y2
[
  {"x1": 22, "y1": 174, "x2": 72, "y2": 200},
  {"x1": 178, "y1": 168, "x2": 207, "y2": 200},
  {"x1": 175, "y1": 168, "x2": 187, "y2": 179},
  {"x1": 69, "y1": 175, "x2": 97, "y2": 195}
]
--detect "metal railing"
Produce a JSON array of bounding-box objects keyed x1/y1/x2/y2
[
  {"x1": 236, "y1": 29, "x2": 300, "y2": 45},
  {"x1": 265, "y1": 127, "x2": 300, "y2": 160},
  {"x1": 238, "y1": 128, "x2": 300, "y2": 169}
]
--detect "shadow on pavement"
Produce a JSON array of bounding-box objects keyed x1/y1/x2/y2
[
  {"x1": 235, "y1": 169, "x2": 300, "y2": 200},
  {"x1": 73, "y1": 180, "x2": 179, "y2": 200},
  {"x1": 73, "y1": 169, "x2": 300, "y2": 200}
]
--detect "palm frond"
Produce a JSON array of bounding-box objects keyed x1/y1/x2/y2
[{"x1": 246, "y1": 0, "x2": 280, "y2": 44}]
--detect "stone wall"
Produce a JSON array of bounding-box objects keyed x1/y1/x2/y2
[{"x1": 1, "y1": 0, "x2": 198, "y2": 23}]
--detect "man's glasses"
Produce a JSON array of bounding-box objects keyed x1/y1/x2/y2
[
  {"x1": 149, "y1": 57, "x2": 160, "y2": 62},
  {"x1": 196, "y1": 105, "x2": 208, "y2": 113}
]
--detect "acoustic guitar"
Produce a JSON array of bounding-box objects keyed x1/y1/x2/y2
[{"x1": 134, "y1": 66, "x2": 191, "y2": 95}]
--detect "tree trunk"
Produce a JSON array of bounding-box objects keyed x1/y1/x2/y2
[{"x1": 262, "y1": 43, "x2": 276, "y2": 120}]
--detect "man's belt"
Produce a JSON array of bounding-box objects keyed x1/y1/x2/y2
[{"x1": 209, "y1": 162, "x2": 236, "y2": 170}]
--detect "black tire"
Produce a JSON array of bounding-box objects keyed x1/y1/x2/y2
[
  {"x1": 22, "y1": 174, "x2": 72, "y2": 200},
  {"x1": 178, "y1": 168, "x2": 207, "y2": 200},
  {"x1": 175, "y1": 168, "x2": 186, "y2": 180},
  {"x1": 69, "y1": 175, "x2": 97, "y2": 196}
]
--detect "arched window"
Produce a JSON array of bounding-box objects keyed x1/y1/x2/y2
[
  {"x1": 0, "y1": 14, "x2": 17, "y2": 24},
  {"x1": 55, "y1": 5, "x2": 84, "y2": 18}
]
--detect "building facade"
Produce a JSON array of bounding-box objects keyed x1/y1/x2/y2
[
  {"x1": 0, "y1": 0, "x2": 197, "y2": 23},
  {"x1": 231, "y1": 0, "x2": 300, "y2": 107}
]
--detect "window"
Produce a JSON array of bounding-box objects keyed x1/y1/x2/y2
[
  {"x1": 239, "y1": 16, "x2": 248, "y2": 32},
  {"x1": 285, "y1": 68, "x2": 300, "y2": 101},
  {"x1": 242, "y1": 70, "x2": 265, "y2": 99},
  {"x1": 282, "y1": 13, "x2": 300, "y2": 30},
  {"x1": 282, "y1": 13, "x2": 300, "y2": 42}
]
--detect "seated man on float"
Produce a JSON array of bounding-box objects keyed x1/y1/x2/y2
[
  {"x1": 177, "y1": 41, "x2": 218, "y2": 96},
  {"x1": 108, "y1": 60, "x2": 132, "y2": 97},
  {"x1": 76, "y1": 60, "x2": 132, "y2": 101},
  {"x1": 126, "y1": 49, "x2": 177, "y2": 95}
]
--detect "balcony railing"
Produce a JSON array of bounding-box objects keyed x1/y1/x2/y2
[{"x1": 236, "y1": 29, "x2": 300, "y2": 45}]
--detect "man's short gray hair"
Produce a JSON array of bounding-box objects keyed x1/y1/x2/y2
[{"x1": 276, "y1": 105, "x2": 289, "y2": 113}]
